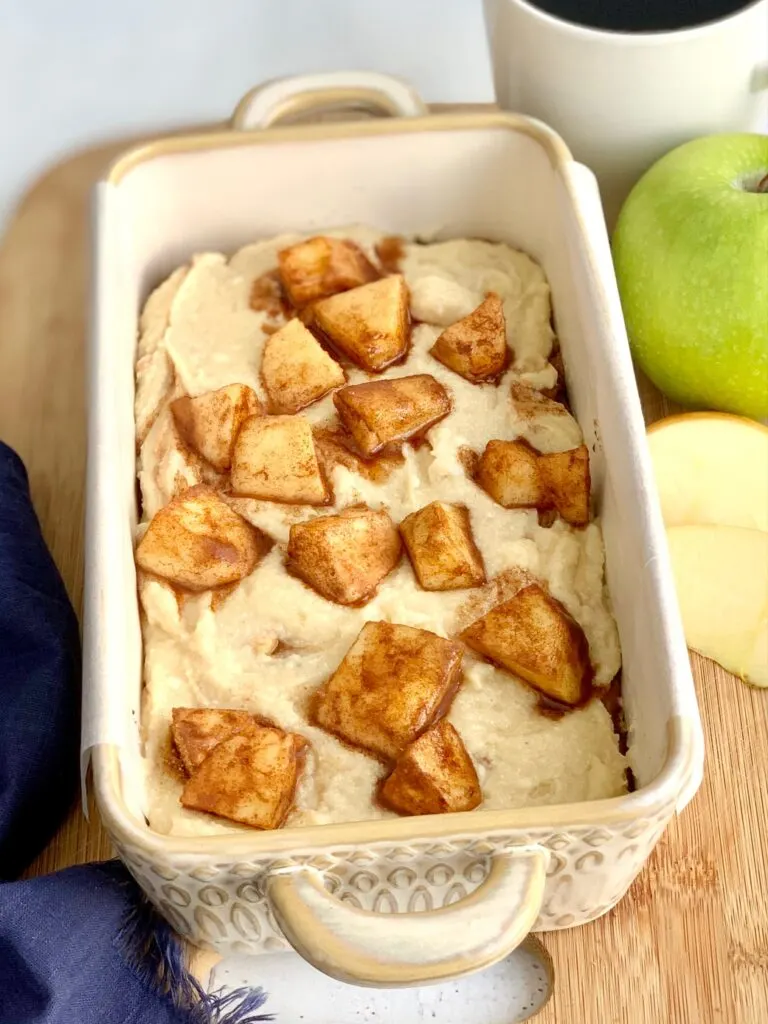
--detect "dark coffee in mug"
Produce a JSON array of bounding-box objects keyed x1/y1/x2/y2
[{"x1": 526, "y1": 0, "x2": 756, "y2": 32}]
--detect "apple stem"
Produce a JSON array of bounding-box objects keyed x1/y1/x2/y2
[{"x1": 757, "y1": 172, "x2": 768, "y2": 194}]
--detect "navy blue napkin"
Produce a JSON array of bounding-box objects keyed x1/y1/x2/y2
[{"x1": 0, "y1": 442, "x2": 271, "y2": 1023}]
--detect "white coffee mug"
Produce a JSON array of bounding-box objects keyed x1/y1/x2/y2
[{"x1": 483, "y1": 0, "x2": 768, "y2": 225}]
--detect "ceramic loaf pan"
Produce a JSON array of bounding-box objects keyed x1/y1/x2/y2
[{"x1": 84, "y1": 71, "x2": 704, "y2": 987}]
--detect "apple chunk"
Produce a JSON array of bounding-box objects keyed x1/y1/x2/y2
[
  {"x1": 136, "y1": 485, "x2": 270, "y2": 590},
  {"x1": 459, "y1": 583, "x2": 592, "y2": 706},
  {"x1": 278, "y1": 236, "x2": 379, "y2": 308},
  {"x1": 334, "y1": 374, "x2": 451, "y2": 457},
  {"x1": 287, "y1": 506, "x2": 402, "y2": 605},
  {"x1": 311, "y1": 274, "x2": 410, "y2": 372},
  {"x1": 400, "y1": 502, "x2": 485, "y2": 590},
  {"x1": 311, "y1": 621, "x2": 464, "y2": 761},
  {"x1": 648, "y1": 413, "x2": 768, "y2": 533},
  {"x1": 538, "y1": 445, "x2": 591, "y2": 526},
  {"x1": 181, "y1": 723, "x2": 306, "y2": 829},
  {"x1": 171, "y1": 384, "x2": 262, "y2": 471},
  {"x1": 261, "y1": 318, "x2": 345, "y2": 414},
  {"x1": 429, "y1": 293, "x2": 508, "y2": 382},
  {"x1": 231, "y1": 415, "x2": 329, "y2": 505},
  {"x1": 475, "y1": 439, "x2": 547, "y2": 509},
  {"x1": 171, "y1": 707, "x2": 256, "y2": 774},
  {"x1": 380, "y1": 720, "x2": 482, "y2": 816},
  {"x1": 666, "y1": 524, "x2": 768, "y2": 687},
  {"x1": 313, "y1": 427, "x2": 404, "y2": 484}
]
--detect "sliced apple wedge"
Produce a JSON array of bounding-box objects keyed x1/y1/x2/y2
[
  {"x1": 648, "y1": 413, "x2": 768, "y2": 532},
  {"x1": 666, "y1": 524, "x2": 768, "y2": 687},
  {"x1": 311, "y1": 274, "x2": 410, "y2": 372}
]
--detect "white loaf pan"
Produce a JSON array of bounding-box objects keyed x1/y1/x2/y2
[{"x1": 84, "y1": 72, "x2": 704, "y2": 988}]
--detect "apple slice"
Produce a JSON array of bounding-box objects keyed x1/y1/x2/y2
[
  {"x1": 538, "y1": 445, "x2": 591, "y2": 526},
  {"x1": 666, "y1": 524, "x2": 768, "y2": 687},
  {"x1": 648, "y1": 413, "x2": 768, "y2": 533}
]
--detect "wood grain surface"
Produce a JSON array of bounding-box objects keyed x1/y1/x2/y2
[{"x1": 0, "y1": 120, "x2": 765, "y2": 1024}]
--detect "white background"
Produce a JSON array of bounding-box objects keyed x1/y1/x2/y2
[{"x1": 0, "y1": 0, "x2": 494, "y2": 226}]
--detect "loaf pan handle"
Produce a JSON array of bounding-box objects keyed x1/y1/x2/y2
[
  {"x1": 266, "y1": 846, "x2": 548, "y2": 987},
  {"x1": 231, "y1": 71, "x2": 428, "y2": 130}
]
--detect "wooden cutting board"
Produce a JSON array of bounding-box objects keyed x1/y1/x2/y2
[{"x1": 1, "y1": 114, "x2": 765, "y2": 1024}]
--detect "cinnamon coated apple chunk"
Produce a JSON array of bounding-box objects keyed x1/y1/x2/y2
[
  {"x1": 277, "y1": 236, "x2": 379, "y2": 308},
  {"x1": 171, "y1": 384, "x2": 262, "y2": 471},
  {"x1": 476, "y1": 439, "x2": 547, "y2": 509},
  {"x1": 231, "y1": 414, "x2": 329, "y2": 504},
  {"x1": 181, "y1": 723, "x2": 307, "y2": 830},
  {"x1": 287, "y1": 506, "x2": 401, "y2": 605},
  {"x1": 313, "y1": 427, "x2": 405, "y2": 484},
  {"x1": 136, "y1": 485, "x2": 270, "y2": 590},
  {"x1": 311, "y1": 274, "x2": 410, "y2": 372},
  {"x1": 171, "y1": 707, "x2": 257, "y2": 774},
  {"x1": 400, "y1": 502, "x2": 485, "y2": 591},
  {"x1": 475, "y1": 439, "x2": 591, "y2": 526},
  {"x1": 379, "y1": 720, "x2": 482, "y2": 816},
  {"x1": 311, "y1": 621, "x2": 464, "y2": 761},
  {"x1": 429, "y1": 293, "x2": 508, "y2": 382},
  {"x1": 459, "y1": 583, "x2": 593, "y2": 707},
  {"x1": 509, "y1": 381, "x2": 570, "y2": 420},
  {"x1": 538, "y1": 446, "x2": 591, "y2": 526},
  {"x1": 334, "y1": 374, "x2": 451, "y2": 457},
  {"x1": 261, "y1": 319, "x2": 345, "y2": 414}
]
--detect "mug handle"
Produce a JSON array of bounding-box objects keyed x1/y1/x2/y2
[
  {"x1": 232, "y1": 71, "x2": 429, "y2": 130},
  {"x1": 265, "y1": 846, "x2": 548, "y2": 987}
]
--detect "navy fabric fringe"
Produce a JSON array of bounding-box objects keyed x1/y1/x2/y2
[{"x1": 115, "y1": 873, "x2": 273, "y2": 1023}]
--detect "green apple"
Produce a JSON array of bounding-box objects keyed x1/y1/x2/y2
[{"x1": 613, "y1": 134, "x2": 768, "y2": 419}]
